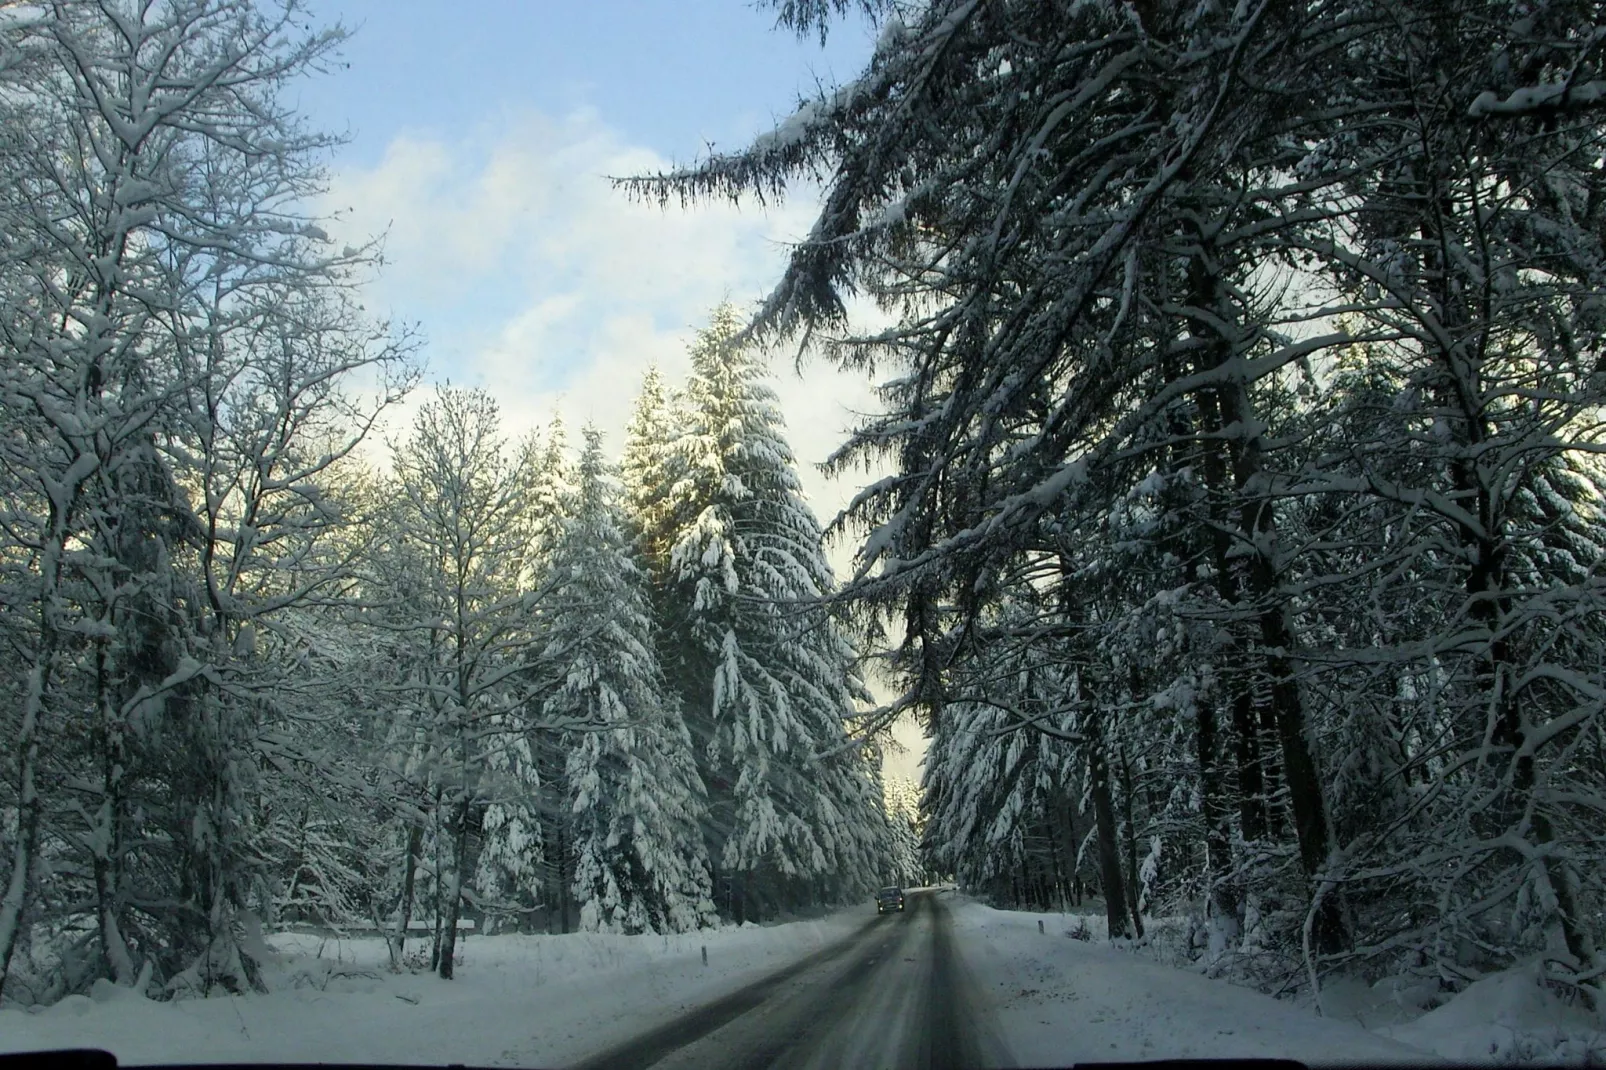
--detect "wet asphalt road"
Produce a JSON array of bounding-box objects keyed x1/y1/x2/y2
[{"x1": 575, "y1": 889, "x2": 1009, "y2": 1070}]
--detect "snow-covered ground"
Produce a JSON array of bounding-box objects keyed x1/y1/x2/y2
[
  {"x1": 1328, "y1": 964, "x2": 1606, "y2": 1065},
  {"x1": 0, "y1": 912, "x2": 866, "y2": 1067},
  {"x1": 952, "y1": 898, "x2": 1606, "y2": 1067},
  {"x1": 949, "y1": 899, "x2": 1435, "y2": 1065},
  {"x1": 6, "y1": 895, "x2": 1603, "y2": 1067}
]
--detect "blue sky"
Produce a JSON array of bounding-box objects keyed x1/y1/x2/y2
[
  {"x1": 295, "y1": 1, "x2": 923, "y2": 780},
  {"x1": 296, "y1": 1, "x2": 882, "y2": 457},
  {"x1": 295, "y1": 2, "x2": 877, "y2": 170}
]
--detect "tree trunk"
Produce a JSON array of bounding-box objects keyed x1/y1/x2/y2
[
  {"x1": 1055, "y1": 793, "x2": 1081, "y2": 911},
  {"x1": 0, "y1": 523, "x2": 69, "y2": 1000},
  {"x1": 1087, "y1": 708, "x2": 1131, "y2": 940},
  {"x1": 1240, "y1": 509, "x2": 1345, "y2": 951},
  {"x1": 1048, "y1": 835, "x2": 1067, "y2": 912},
  {"x1": 1197, "y1": 696, "x2": 1242, "y2": 954},
  {"x1": 429, "y1": 791, "x2": 445, "y2": 971},
  {"x1": 438, "y1": 795, "x2": 471, "y2": 980},
  {"x1": 0, "y1": 662, "x2": 46, "y2": 1001},
  {"x1": 93, "y1": 641, "x2": 136, "y2": 985},
  {"x1": 558, "y1": 826, "x2": 572, "y2": 934},
  {"x1": 1160, "y1": 263, "x2": 1249, "y2": 926},
  {"x1": 395, "y1": 820, "x2": 423, "y2": 964},
  {"x1": 1188, "y1": 233, "x2": 1345, "y2": 954},
  {"x1": 1117, "y1": 746, "x2": 1145, "y2": 940},
  {"x1": 1187, "y1": 262, "x2": 1265, "y2": 857},
  {"x1": 1229, "y1": 689, "x2": 1267, "y2": 842}
]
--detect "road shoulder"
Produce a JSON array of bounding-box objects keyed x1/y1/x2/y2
[{"x1": 946, "y1": 898, "x2": 1441, "y2": 1066}]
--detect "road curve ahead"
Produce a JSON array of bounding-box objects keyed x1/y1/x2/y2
[{"x1": 576, "y1": 889, "x2": 1011, "y2": 1070}]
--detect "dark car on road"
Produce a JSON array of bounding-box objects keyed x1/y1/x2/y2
[{"x1": 876, "y1": 886, "x2": 905, "y2": 913}]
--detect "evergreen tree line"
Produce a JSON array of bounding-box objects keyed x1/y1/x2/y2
[
  {"x1": 882, "y1": 774, "x2": 928, "y2": 889},
  {"x1": 635, "y1": 0, "x2": 1606, "y2": 1001},
  {"x1": 0, "y1": 1, "x2": 887, "y2": 1004}
]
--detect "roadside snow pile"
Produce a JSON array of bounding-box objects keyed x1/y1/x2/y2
[
  {"x1": 0, "y1": 911, "x2": 867, "y2": 1067},
  {"x1": 948, "y1": 899, "x2": 1437, "y2": 1065},
  {"x1": 957, "y1": 896, "x2": 1606, "y2": 1066},
  {"x1": 1375, "y1": 966, "x2": 1606, "y2": 1066},
  {"x1": 977, "y1": 897, "x2": 1188, "y2": 951}
]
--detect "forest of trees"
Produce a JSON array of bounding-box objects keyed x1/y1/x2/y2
[
  {"x1": 0, "y1": 2, "x2": 890, "y2": 1004},
  {"x1": 9, "y1": 0, "x2": 1606, "y2": 1019},
  {"x1": 635, "y1": 0, "x2": 1606, "y2": 1002},
  {"x1": 882, "y1": 774, "x2": 927, "y2": 889}
]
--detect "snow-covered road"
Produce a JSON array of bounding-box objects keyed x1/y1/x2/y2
[
  {"x1": 581, "y1": 889, "x2": 1439, "y2": 1068},
  {"x1": 1, "y1": 892, "x2": 1464, "y2": 1067},
  {"x1": 581, "y1": 889, "x2": 1007, "y2": 1069}
]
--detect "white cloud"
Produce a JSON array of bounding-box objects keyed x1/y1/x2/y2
[{"x1": 323, "y1": 106, "x2": 883, "y2": 544}]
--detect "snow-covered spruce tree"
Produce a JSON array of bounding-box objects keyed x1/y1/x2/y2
[
  {"x1": 648, "y1": 306, "x2": 883, "y2": 920},
  {"x1": 620, "y1": 370, "x2": 693, "y2": 903},
  {"x1": 621, "y1": 367, "x2": 682, "y2": 583},
  {"x1": 518, "y1": 418, "x2": 583, "y2": 934},
  {"x1": 0, "y1": 0, "x2": 414, "y2": 1000},
  {"x1": 541, "y1": 427, "x2": 716, "y2": 934},
  {"x1": 882, "y1": 776, "x2": 925, "y2": 888}
]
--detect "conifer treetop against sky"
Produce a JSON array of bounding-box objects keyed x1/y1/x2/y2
[{"x1": 297, "y1": 1, "x2": 926, "y2": 780}]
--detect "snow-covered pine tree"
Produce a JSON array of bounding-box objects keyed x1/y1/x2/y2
[
  {"x1": 621, "y1": 367, "x2": 682, "y2": 583},
  {"x1": 541, "y1": 426, "x2": 716, "y2": 934},
  {"x1": 883, "y1": 775, "x2": 925, "y2": 888},
  {"x1": 618, "y1": 372, "x2": 700, "y2": 918},
  {"x1": 480, "y1": 418, "x2": 572, "y2": 935},
  {"x1": 652, "y1": 306, "x2": 882, "y2": 919}
]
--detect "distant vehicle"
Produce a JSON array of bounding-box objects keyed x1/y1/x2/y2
[{"x1": 876, "y1": 886, "x2": 905, "y2": 913}]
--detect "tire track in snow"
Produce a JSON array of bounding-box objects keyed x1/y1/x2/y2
[
  {"x1": 574, "y1": 889, "x2": 1005, "y2": 1069},
  {"x1": 572, "y1": 911, "x2": 884, "y2": 1070}
]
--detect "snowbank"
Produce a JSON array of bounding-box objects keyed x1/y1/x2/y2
[
  {"x1": 947, "y1": 898, "x2": 1438, "y2": 1065},
  {"x1": 0, "y1": 911, "x2": 867, "y2": 1067},
  {"x1": 1374, "y1": 966, "x2": 1606, "y2": 1066}
]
